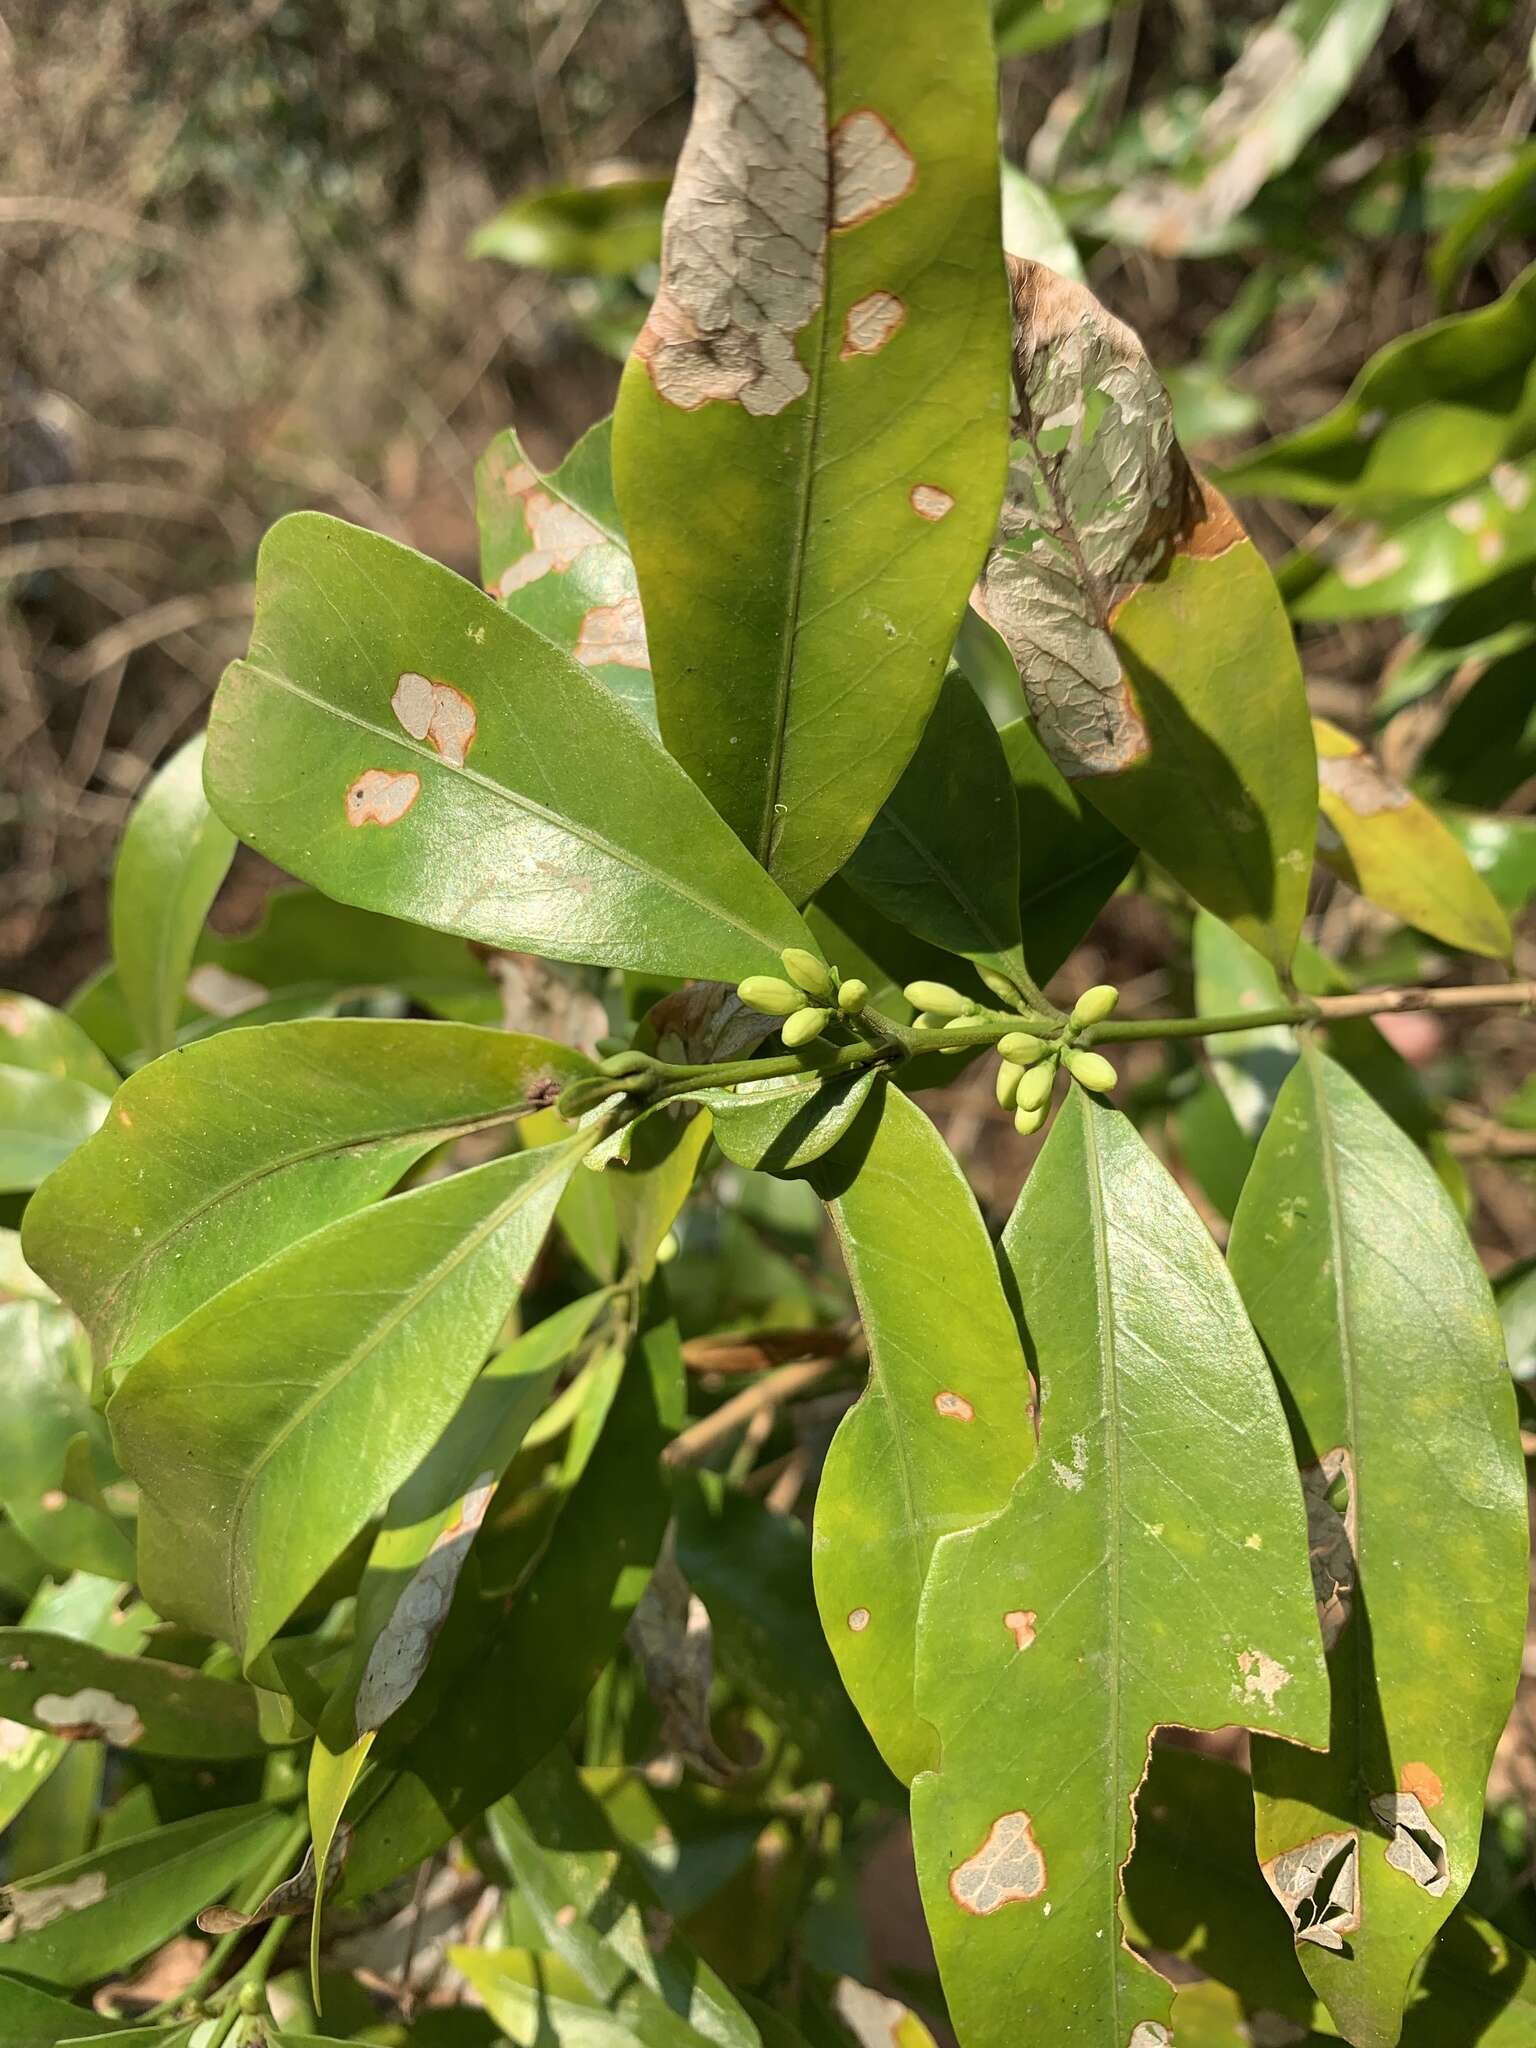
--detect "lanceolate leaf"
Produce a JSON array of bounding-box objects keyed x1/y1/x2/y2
[
  {"x1": 841, "y1": 674, "x2": 1030, "y2": 991},
  {"x1": 612, "y1": 0, "x2": 1012, "y2": 905},
  {"x1": 110, "y1": 733, "x2": 236, "y2": 1059},
  {"x1": 1312, "y1": 717, "x2": 1511, "y2": 958},
  {"x1": 1001, "y1": 716, "x2": 1134, "y2": 982},
  {"x1": 1228, "y1": 1049, "x2": 1526, "y2": 2048},
  {"x1": 0, "y1": 1976, "x2": 121, "y2": 2046},
  {"x1": 1096, "y1": 0, "x2": 1392, "y2": 254},
  {"x1": 975, "y1": 259, "x2": 1315, "y2": 967},
  {"x1": 809, "y1": 1086, "x2": 1036, "y2": 1784},
  {"x1": 909, "y1": 1088, "x2": 1328, "y2": 2048},
  {"x1": 24, "y1": 1019, "x2": 591, "y2": 1370},
  {"x1": 341, "y1": 1285, "x2": 684, "y2": 1898},
  {"x1": 691, "y1": 1063, "x2": 881, "y2": 1179},
  {"x1": 205, "y1": 513, "x2": 817, "y2": 982},
  {"x1": 0, "y1": 1803, "x2": 289, "y2": 1988},
  {"x1": 0, "y1": 1631, "x2": 266, "y2": 1758},
  {"x1": 109, "y1": 1138, "x2": 586, "y2": 1666}
]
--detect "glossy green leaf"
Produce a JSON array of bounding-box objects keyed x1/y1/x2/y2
[
  {"x1": 809, "y1": 1085, "x2": 1036, "y2": 1784},
  {"x1": 477, "y1": 419, "x2": 655, "y2": 732},
  {"x1": 24, "y1": 1018, "x2": 589, "y2": 1372},
  {"x1": 469, "y1": 175, "x2": 668, "y2": 277},
  {"x1": 1097, "y1": 0, "x2": 1392, "y2": 253},
  {"x1": 322, "y1": 1289, "x2": 611, "y2": 1747},
  {"x1": 612, "y1": 0, "x2": 1012, "y2": 905},
  {"x1": 910, "y1": 1088, "x2": 1328, "y2": 2048},
  {"x1": 205, "y1": 513, "x2": 817, "y2": 982},
  {"x1": 1313, "y1": 718, "x2": 1511, "y2": 957},
  {"x1": 1192, "y1": 909, "x2": 1298, "y2": 1140},
  {"x1": 1288, "y1": 455, "x2": 1536, "y2": 621},
  {"x1": 0, "y1": 1976, "x2": 120, "y2": 2046},
  {"x1": 841, "y1": 675, "x2": 1029, "y2": 992},
  {"x1": 0, "y1": 1575, "x2": 139, "y2": 1835},
  {"x1": 0, "y1": 1070, "x2": 109, "y2": 1195},
  {"x1": 1000, "y1": 160, "x2": 1083, "y2": 280},
  {"x1": 489, "y1": 1748, "x2": 758, "y2": 2048},
  {"x1": 1221, "y1": 263, "x2": 1536, "y2": 510},
  {"x1": 341, "y1": 1284, "x2": 683, "y2": 1898},
  {"x1": 976, "y1": 260, "x2": 1315, "y2": 967},
  {"x1": 111, "y1": 732, "x2": 236, "y2": 1060},
  {"x1": 675, "y1": 1473, "x2": 898, "y2": 1805},
  {"x1": 0, "y1": 995, "x2": 118, "y2": 1096},
  {"x1": 0, "y1": 1630, "x2": 266, "y2": 1757},
  {"x1": 691, "y1": 1064, "x2": 881, "y2": 1180},
  {"x1": 1443, "y1": 806, "x2": 1536, "y2": 918},
  {"x1": 0, "y1": 1294, "x2": 133, "y2": 1580},
  {"x1": 1000, "y1": 715, "x2": 1134, "y2": 983},
  {"x1": 994, "y1": 0, "x2": 1123, "y2": 55},
  {"x1": 452, "y1": 1949, "x2": 643, "y2": 2048},
  {"x1": 1228, "y1": 1048, "x2": 1526, "y2": 2048},
  {"x1": 0, "y1": 1802, "x2": 288, "y2": 1987},
  {"x1": 109, "y1": 1137, "x2": 585, "y2": 1665}
]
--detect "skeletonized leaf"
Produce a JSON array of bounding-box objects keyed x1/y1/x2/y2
[
  {"x1": 205, "y1": 513, "x2": 817, "y2": 983},
  {"x1": 909, "y1": 1088, "x2": 1328, "y2": 2047},
  {"x1": 1220, "y1": 261, "x2": 1536, "y2": 510},
  {"x1": 477, "y1": 418, "x2": 656, "y2": 731},
  {"x1": 1097, "y1": 0, "x2": 1392, "y2": 254},
  {"x1": 842, "y1": 675, "x2": 1030, "y2": 992},
  {"x1": 1313, "y1": 717, "x2": 1511, "y2": 957},
  {"x1": 0, "y1": 1803, "x2": 289, "y2": 1988},
  {"x1": 0, "y1": 1632, "x2": 266, "y2": 1758},
  {"x1": 24, "y1": 1017, "x2": 590, "y2": 1372},
  {"x1": 809, "y1": 1086, "x2": 1036, "y2": 1784},
  {"x1": 109, "y1": 1138, "x2": 585, "y2": 1666},
  {"x1": 1228, "y1": 1049, "x2": 1526, "y2": 2048},
  {"x1": 341, "y1": 1284, "x2": 684, "y2": 1899},
  {"x1": 612, "y1": 0, "x2": 1012, "y2": 905},
  {"x1": 975, "y1": 258, "x2": 1315, "y2": 966},
  {"x1": 110, "y1": 733, "x2": 236, "y2": 1059}
]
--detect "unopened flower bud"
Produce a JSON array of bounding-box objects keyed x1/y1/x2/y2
[
  {"x1": 1069, "y1": 984, "x2": 1119, "y2": 1030},
  {"x1": 978, "y1": 965, "x2": 1024, "y2": 1006},
  {"x1": 1065, "y1": 1047, "x2": 1118, "y2": 1092},
  {"x1": 1014, "y1": 1103, "x2": 1048, "y2": 1136},
  {"x1": 902, "y1": 980, "x2": 970, "y2": 1018},
  {"x1": 998, "y1": 1031, "x2": 1047, "y2": 1064},
  {"x1": 781, "y1": 948, "x2": 834, "y2": 999},
  {"x1": 1016, "y1": 1060, "x2": 1057, "y2": 1113},
  {"x1": 996, "y1": 1061, "x2": 1022, "y2": 1110},
  {"x1": 737, "y1": 975, "x2": 807, "y2": 1017},
  {"x1": 782, "y1": 1006, "x2": 832, "y2": 1048},
  {"x1": 837, "y1": 978, "x2": 869, "y2": 1015}
]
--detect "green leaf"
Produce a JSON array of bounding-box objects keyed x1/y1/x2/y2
[
  {"x1": 477, "y1": 420, "x2": 655, "y2": 733},
  {"x1": 611, "y1": 0, "x2": 1012, "y2": 905},
  {"x1": 809, "y1": 1085, "x2": 1036, "y2": 1784},
  {"x1": 322, "y1": 1289, "x2": 611, "y2": 1747},
  {"x1": 841, "y1": 675, "x2": 1029, "y2": 991},
  {"x1": 1221, "y1": 261, "x2": 1536, "y2": 510},
  {"x1": 1431, "y1": 147, "x2": 1536, "y2": 309},
  {"x1": 205, "y1": 513, "x2": 817, "y2": 982},
  {"x1": 0, "y1": 1071, "x2": 109, "y2": 1196},
  {"x1": 111, "y1": 733, "x2": 236, "y2": 1059},
  {"x1": 109, "y1": 1137, "x2": 585, "y2": 1665},
  {"x1": 976, "y1": 260, "x2": 1315, "y2": 967},
  {"x1": 1095, "y1": 0, "x2": 1392, "y2": 254},
  {"x1": 0, "y1": 1630, "x2": 267, "y2": 1758},
  {"x1": 1313, "y1": 718, "x2": 1512, "y2": 957},
  {"x1": 0, "y1": 995, "x2": 118, "y2": 1096},
  {"x1": 489, "y1": 1748, "x2": 759, "y2": 2048},
  {"x1": 0, "y1": 1575, "x2": 141, "y2": 1835},
  {"x1": 452, "y1": 1949, "x2": 644, "y2": 2048},
  {"x1": 1000, "y1": 160, "x2": 1083, "y2": 280},
  {"x1": 692, "y1": 1065, "x2": 882, "y2": 1180},
  {"x1": 24, "y1": 1017, "x2": 590, "y2": 1371},
  {"x1": 1000, "y1": 715, "x2": 1134, "y2": 983},
  {"x1": 993, "y1": 0, "x2": 1124, "y2": 57},
  {"x1": 1443, "y1": 806, "x2": 1536, "y2": 918},
  {"x1": 1192, "y1": 909, "x2": 1298, "y2": 1140},
  {"x1": 1228, "y1": 1048, "x2": 1527, "y2": 2048},
  {"x1": 1288, "y1": 455, "x2": 1536, "y2": 621},
  {"x1": 0, "y1": 1976, "x2": 120, "y2": 2046},
  {"x1": 909, "y1": 1087, "x2": 1328, "y2": 2048},
  {"x1": 341, "y1": 1284, "x2": 683, "y2": 1899},
  {"x1": 675, "y1": 1473, "x2": 898, "y2": 1804},
  {"x1": 0, "y1": 1295, "x2": 133, "y2": 1580},
  {"x1": 0, "y1": 1803, "x2": 289, "y2": 1988},
  {"x1": 469, "y1": 175, "x2": 668, "y2": 278}
]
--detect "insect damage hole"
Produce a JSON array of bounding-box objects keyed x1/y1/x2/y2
[
  {"x1": 346, "y1": 769, "x2": 421, "y2": 828},
  {"x1": 1262, "y1": 1832, "x2": 1359, "y2": 1951},
  {"x1": 1371, "y1": 1792, "x2": 1450, "y2": 1897},
  {"x1": 949, "y1": 1810, "x2": 1047, "y2": 1915}
]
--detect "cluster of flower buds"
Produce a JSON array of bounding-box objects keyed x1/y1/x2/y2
[
  {"x1": 737, "y1": 950, "x2": 869, "y2": 1047},
  {"x1": 993, "y1": 982, "x2": 1120, "y2": 1135}
]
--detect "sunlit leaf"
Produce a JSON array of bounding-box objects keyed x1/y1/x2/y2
[{"x1": 469, "y1": 174, "x2": 668, "y2": 278}]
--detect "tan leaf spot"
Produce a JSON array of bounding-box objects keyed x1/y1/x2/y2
[
  {"x1": 949, "y1": 1811, "x2": 1047, "y2": 1915},
  {"x1": 1492, "y1": 462, "x2": 1531, "y2": 512},
  {"x1": 497, "y1": 490, "x2": 607, "y2": 595},
  {"x1": 39, "y1": 1489, "x2": 67, "y2": 1511},
  {"x1": 0, "y1": 1719, "x2": 31, "y2": 1758},
  {"x1": 346, "y1": 769, "x2": 421, "y2": 828},
  {"x1": 574, "y1": 595, "x2": 650, "y2": 671},
  {"x1": 0, "y1": 1870, "x2": 107, "y2": 1940},
  {"x1": 840, "y1": 290, "x2": 905, "y2": 359},
  {"x1": 910, "y1": 484, "x2": 955, "y2": 521},
  {"x1": 34, "y1": 1687, "x2": 144, "y2": 1746},
  {"x1": 391, "y1": 672, "x2": 477, "y2": 767},
  {"x1": 355, "y1": 1475, "x2": 497, "y2": 1735},
  {"x1": 1004, "y1": 1609, "x2": 1036, "y2": 1651},
  {"x1": 1129, "y1": 2028, "x2": 1171, "y2": 2048},
  {"x1": 831, "y1": 110, "x2": 916, "y2": 229},
  {"x1": 0, "y1": 1001, "x2": 25, "y2": 1036},
  {"x1": 847, "y1": 1607, "x2": 871, "y2": 1633},
  {"x1": 1318, "y1": 748, "x2": 1410, "y2": 817},
  {"x1": 1448, "y1": 496, "x2": 1485, "y2": 533},
  {"x1": 934, "y1": 1390, "x2": 975, "y2": 1421},
  {"x1": 1335, "y1": 531, "x2": 1407, "y2": 588},
  {"x1": 1050, "y1": 1432, "x2": 1089, "y2": 1491},
  {"x1": 1238, "y1": 1648, "x2": 1291, "y2": 1711}
]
